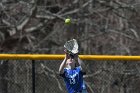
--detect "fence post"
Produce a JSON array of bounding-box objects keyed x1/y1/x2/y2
[{"x1": 32, "y1": 60, "x2": 35, "y2": 93}]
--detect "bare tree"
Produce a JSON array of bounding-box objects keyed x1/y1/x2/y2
[{"x1": 0, "y1": 0, "x2": 140, "y2": 93}]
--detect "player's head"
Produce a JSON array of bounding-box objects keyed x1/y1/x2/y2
[
  {"x1": 66, "y1": 58, "x2": 75, "y2": 67},
  {"x1": 66, "y1": 54, "x2": 77, "y2": 68}
]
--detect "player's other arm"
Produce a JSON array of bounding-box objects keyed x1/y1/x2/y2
[
  {"x1": 59, "y1": 52, "x2": 69, "y2": 74},
  {"x1": 75, "y1": 54, "x2": 86, "y2": 73}
]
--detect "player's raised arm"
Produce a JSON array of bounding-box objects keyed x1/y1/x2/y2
[
  {"x1": 59, "y1": 51, "x2": 69, "y2": 74},
  {"x1": 75, "y1": 54, "x2": 86, "y2": 73}
]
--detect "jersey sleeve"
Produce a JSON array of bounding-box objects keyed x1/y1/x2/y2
[{"x1": 77, "y1": 66, "x2": 86, "y2": 75}]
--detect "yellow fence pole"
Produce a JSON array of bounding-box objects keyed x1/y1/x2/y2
[{"x1": 0, "y1": 54, "x2": 140, "y2": 60}]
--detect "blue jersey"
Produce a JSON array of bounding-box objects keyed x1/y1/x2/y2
[{"x1": 60, "y1": 66, "x2": 86, "y2": 93}]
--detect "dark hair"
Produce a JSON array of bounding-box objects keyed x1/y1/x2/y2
[{"x1": 69, "y1": 54, "x2": 75, "y2": 59}]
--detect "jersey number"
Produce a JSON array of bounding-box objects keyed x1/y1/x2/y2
[{"x1": 69, "y1": 78, "x2": 76, "y2": 84}]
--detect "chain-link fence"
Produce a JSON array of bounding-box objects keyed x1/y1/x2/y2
[
  {"x1": 0, "y1": 60, "x2": 32, "y2": 93},
  {"x1": 0, "y1": 60, "x2": 140, "y2": 93}
]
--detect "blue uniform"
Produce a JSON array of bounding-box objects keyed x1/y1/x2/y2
[{"x1": 60, "y1": 66, "x2": 86, "y2": 93}]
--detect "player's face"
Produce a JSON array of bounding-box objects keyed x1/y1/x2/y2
[{"x1": 67, "y1": 58, "x2": 76, "y2": 67}]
